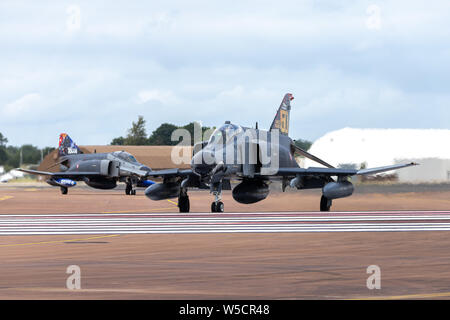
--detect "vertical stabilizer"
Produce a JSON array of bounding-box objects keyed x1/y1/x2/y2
[
  {"x1": 58, "y1": 133, "x2": 82, "y2": 157},
  {"x1": 270, "y1": 93, "x2": 293, "y2": 135}
]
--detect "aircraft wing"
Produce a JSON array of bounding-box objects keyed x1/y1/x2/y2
[
  {"x1": 272, "y1": 162, "x2": 418, "y2": 178},
  {"x1": 356, "y1": 163, "x2": 418, "y2": 175},
  {"x1": 144, "y1": 169, "x2": 194, "y2": 177},
  {"x1": 18, "y1": 168, "x2": 103, "y2": 178},
  {"x1": 140, "y1": 162, "x2": 417, "y2": 179}
]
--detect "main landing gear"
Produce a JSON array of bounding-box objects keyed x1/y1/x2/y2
[
  {"x1": 60, "y1": 187, "x2": 68, "y2": 195},
  {"x1": 178, "y1": 189, "x2": 190, "y2": 213},
  {"x1": 175, "y1": 182, "x2": 225, "y2": 213},
  {"x1": 320, "y1": 195, "x2": 332, "y2": 212},
  {"x1": 125, "y1": 183, "x2": 136, "y2": 195}
]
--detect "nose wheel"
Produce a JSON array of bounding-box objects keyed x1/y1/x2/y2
[
  {"x1": 211, "y1": 187, "x2": 224, "y2": 213},
  {"x1": 211, "y1": 201, "x2": 224, "y2": 213},
  {"x1": 210, "y1": 180, "x2": 224, "y2": 213},
  {"x1": 125, "y1": 183, "x2": 136, "y2": 195}
]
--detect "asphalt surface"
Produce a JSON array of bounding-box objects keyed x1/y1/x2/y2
[{"x1": 0, "y1": 184, "x2": 449, "y2": 299}]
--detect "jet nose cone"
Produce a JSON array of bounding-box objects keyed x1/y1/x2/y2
[{"x1": 191, "y1": 150, "x2": 216, "y2": 176}]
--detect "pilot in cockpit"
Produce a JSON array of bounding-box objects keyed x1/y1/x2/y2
[{"x1": 208, "y1": 122, "x2": 244, "y2": 146}]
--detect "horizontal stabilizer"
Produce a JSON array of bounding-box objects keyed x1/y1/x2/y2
[{"x1": 292, "y1": 144, "x2": 335, "y2": 169}]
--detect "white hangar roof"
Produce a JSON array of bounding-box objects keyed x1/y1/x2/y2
[{"x1": 303, "y1": 128, "x2": 450, "y2": 169}]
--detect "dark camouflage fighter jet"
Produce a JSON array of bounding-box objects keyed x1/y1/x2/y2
[
  {"x1": 144, "y1": 93, "x2": 417, "y2": 213},
  {"x1": 19, "y1": 134, "x2": 154, "y2": 195}
]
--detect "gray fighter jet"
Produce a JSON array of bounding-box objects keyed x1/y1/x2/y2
[
  {"x1": 144, "y1": 93, "x2": 417, "y2": 212},
  {"x1": 19, "y1": 133, "x2": 154, "y2": 195}
]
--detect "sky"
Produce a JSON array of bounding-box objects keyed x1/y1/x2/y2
[{"x1": 0, "y1": 0, "x2": 449, "y2": 148}]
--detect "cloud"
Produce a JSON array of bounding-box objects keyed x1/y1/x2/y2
[
  {"x1": 217, "y1": 86, "x2": 245, "y2": 99},
  {"x1": 136, "y1": 89, "x2": 179, "y2": 105},
  {"x1": 2, "y1": 93, "x2": 42, "y2": 117},
  {"x1": 0, "y1": 0, "x2": 449, "y2": 148},
  {"x1": 66, "y1": 5, "x2": 82, "y2": 33}
]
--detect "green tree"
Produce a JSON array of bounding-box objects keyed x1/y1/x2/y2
[
  {"x1": 5, "y1": 146, "x2": 19, "y2": 168},
  {"x1": 0, "y1": 147, "x2": 7, "y2": 165},
  {"x1": 111, "y1": 136, "x2": 125, "y2": 145},
  {"x1": 124, "y1": 116, "x2": 149, "y2": 145},
  {"x1": 0, "y1": 132, "x2": 8, "y2": 165},
  {"x1": 294, "y1": 139, "x2": 313, "y2": 151},
  {"x1": 147, "y1": 123, "x2": 179, "y2": 145},
  {"x1": 111, "y1": 117, "x2": 214, "y2": 146},
  {"x1": 20, "y1": 144, "x2": 41, "y2": 164},
  {"x1": 0, "y1": 132, "x2": 7, "y2": 147},
  {"x1": 181, "y1": 122, "x2": 214, "y2": 146}
]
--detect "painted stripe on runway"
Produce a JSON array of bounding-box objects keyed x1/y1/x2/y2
[
  {"x1": 0, "y1": 211, "x2": 450, "y2": 235},
  {"x1": 0, "y1": 234, "x2": 120, "y2": 247},
  {"x1": 2, "y1": 215, "x2": 450, "y2": 222},
  {"x1": 2, "y1": 210, "x2": 450, "y2": 218}
]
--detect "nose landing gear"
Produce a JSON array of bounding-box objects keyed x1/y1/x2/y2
[
  {"x1": 125, "y1": 182, "x2": 136, "y2": 195},
  {"x1": 211, "y1": 183, "x2": 224, "y2": 213},
  {"x1": 211, "y1": 200, "x2": 224, "y2": 213}
]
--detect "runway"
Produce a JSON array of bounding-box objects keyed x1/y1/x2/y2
[{"x1": 1, "y1": 210, "x2": 450, "y2": 235}]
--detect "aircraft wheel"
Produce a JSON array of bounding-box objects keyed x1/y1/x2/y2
[
  {"x1": 131, "y1": 189, "x2": 136, "y2": 195},
  {"x1": 320, "y1": 195, "x2": 332, "y2": 212},
  {"x1": 211, "y1": 201, "x2": 224, "y2": 213},
  {"x1": 61, "y1": 187, "x2": 68, "y2": 195},
  {"x1": 178, "y1": 195, "x2": 190, "y2": 213},
  {"x1": 125, "y1": 185, "x2": 132, "y2": 195}
]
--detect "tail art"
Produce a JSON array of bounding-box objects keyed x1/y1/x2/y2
[
  {"x1": 58, "y1": 133, "x2": 82, "y2": 157},
  {"x1": 270, "y1": 93, "x2": 293, "y2": 136}
]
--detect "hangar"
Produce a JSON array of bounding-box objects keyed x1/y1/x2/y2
[
  {"x1": 38, "y1": 145, "x2": 192, "y2": 172},
  {"x1": 303, "y1": 128, "x2": 450, "y2": 183}
]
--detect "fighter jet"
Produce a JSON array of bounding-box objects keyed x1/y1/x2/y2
[
  {"x1": 144, "y1": 93, "x2": 417, "y2": 212},
  {"x1": 19, "y1": 133, "x2": 155, "y2": 195}
]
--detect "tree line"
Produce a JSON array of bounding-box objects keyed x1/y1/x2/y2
[
  {"x1": 110, "y1": 116, "x2": 312, "y2": 150},
  {"x1": 0, "y1": 116, "x2": 312, "y2": 171},
  {"x1": 110, "y1": 116, "x2": 214, "y2": 146},
  {"x1": 0, "y1": 133, "x2": 55, "y2": 171}
]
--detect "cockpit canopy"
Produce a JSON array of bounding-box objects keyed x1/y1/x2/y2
[
  {"x1": 208, "y1": 123, "x2": 243, "y2": 145},
  {"x1": 113, "y1": 151, "x2": 138, "y2": 163}
]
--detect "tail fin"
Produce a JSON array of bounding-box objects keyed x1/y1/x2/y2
[
  {"x1": 58, "y1": 133, "x2": 82, "y2": 157},
  {"x1": 270, "y1": 93, "x2": 293, "y2": 136}
]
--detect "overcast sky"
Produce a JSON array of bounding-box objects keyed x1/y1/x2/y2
[{"x1": 0, "y1": 0, "x2": 449, "y2": 148}]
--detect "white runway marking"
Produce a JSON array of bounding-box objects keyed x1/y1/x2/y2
[{"x1": 1, "y1": 211, "x2": 450, "y2": 235}]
